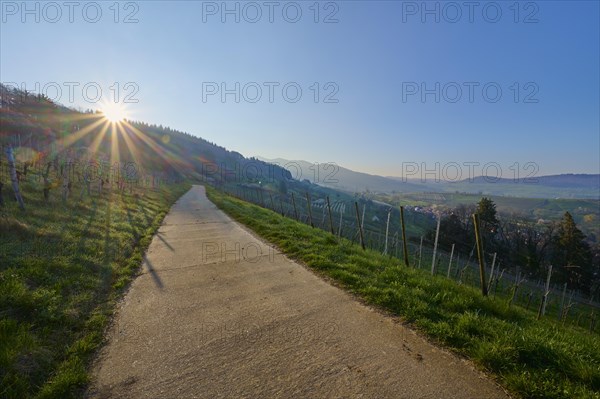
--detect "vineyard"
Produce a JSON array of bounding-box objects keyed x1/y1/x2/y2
[{"x1": 216, "y1": 182, "x2": 600, "y2": 334}]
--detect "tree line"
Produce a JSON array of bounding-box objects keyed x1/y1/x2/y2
[{"x1": 427, "y1": 197, "x2": 599, "y2": 298}]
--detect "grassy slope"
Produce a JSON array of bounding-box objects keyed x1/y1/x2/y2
[
  {"x1": 206, "y1": 187, "x2": 600, "y2": 399},
  {"x1": 0, "y1": 181, "x2": 190, "y2": 398}
]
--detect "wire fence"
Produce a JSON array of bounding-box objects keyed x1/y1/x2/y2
[
  {"x1": 1, "y1": 144, "x2": 597, "y2": 335},
  {"x1": 0, "y1": 143, "x2": 179, "y2": 202},
  {"x1": 216, "y1": 182, "x2": 600, "y2": 335}
]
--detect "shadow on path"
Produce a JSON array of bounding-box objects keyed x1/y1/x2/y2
[{"x1": 142, "y1": 255, "x2": 164, "y2": 289}]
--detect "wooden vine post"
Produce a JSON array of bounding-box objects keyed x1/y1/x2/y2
[
  {"x1": 431, "y1": 215, "x2": 441, "y2": 275},
  {"x1": 383, "y1": 209, "x2": 391, "y2": 255},
  {"x1": 5, "y1": 145, "x2": 25, "y2": 210},
  {"x1": 305, "y1": 192, "x2": 314, "y2": 228},
  {"x1": 291, "y1": 192, "x2": 299, "y2": 220},
  {"x1": 447, "y1": 243, "x2": 455, "y2": 278},
  {"x1": 354, "y1": 201, "x2": 365, "y2": 250},
  {"x1": 326, "y1": 196, "x2": 334, "y2": 235},
  {"x1": 472, "y1": 213, "x2": 488, "y2": 296},
  {"x1": 537, "y1": 265, "x2": 553, "y2": 319},
  {"x1": 338, "y1": 207, "x2": 343, "y2": 238},
  {"x1": 400, "y1": 206, "x2": 410, "y2": 267}
]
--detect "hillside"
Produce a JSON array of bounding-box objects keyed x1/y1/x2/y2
[{"x1": 0, "y1": 84, "x2": 291, "y2": 186}]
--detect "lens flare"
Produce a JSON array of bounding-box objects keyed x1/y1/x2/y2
[{"x1": 101, "y1": 102, "x2": 128, "y2": 123}]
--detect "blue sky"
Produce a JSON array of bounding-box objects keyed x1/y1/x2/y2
[{"x1": 1, "y1": 1, "x2": 599, "y2": 177}]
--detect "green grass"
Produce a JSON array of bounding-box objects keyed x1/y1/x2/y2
[
  {"x1": 0, "y1": 180, "x2": 190, "y2": 398},
  {"x1": 206, "y1": 186, "x2": 600, "y2": 399}
]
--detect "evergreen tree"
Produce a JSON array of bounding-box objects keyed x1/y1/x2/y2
[
  {"x1": 475, "y1": 197, "x2": 500, "y2": 253},
  {"x1": 476, "y1": 197, "x2": 499, "y2": 233},
  {"x1": 552, "y1": 211, "x2": 592, "y2": 289},
  {"x1": 435, "y1": 213, "x2": 472, "y2": 254}
]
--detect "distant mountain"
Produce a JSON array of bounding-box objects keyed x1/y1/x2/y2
[
  {"x1": 435, "y1": 174, "x2": 600, "y2": 199},
  {"x1": 255, "y1": 157, "x2": 427, "y2": 193},
  {"x1": 423, "y1": 174, "x2": 600, "y2": 188},
  {"x1": 520, "y1": 174, "x2": 600, "y2": 188},
  {"x1": 259, "y1": 156, "x2": 600, "y2": 199}
]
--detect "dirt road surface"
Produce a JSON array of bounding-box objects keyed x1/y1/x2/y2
[{"x1": 88, "y1": 185, "x2": 510, "y2": 399}]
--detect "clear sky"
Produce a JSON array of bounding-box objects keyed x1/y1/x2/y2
[{"x1": 1, "y1": 0, "x2": 599, "y2": 178}]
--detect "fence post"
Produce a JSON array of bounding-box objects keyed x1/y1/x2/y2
[
  {"x1": 447, "y1": 243, "x2": 455, "y2": 278},
  {"x1": 338, "y1": 206, "x2": 343, "y2": 238},
  {"x1": 561, "y1": 289, "x2": 574, "y2": 324},
  {"x1": 431, "y1": 215, "x2": 441, "y2": 275},
  {"x1": 400, "y1": 206, "x2": 410, "y2": 267},
  {"x1": 487, "y1": 252, "x2": 497, "y2": 292},
  {"x1": 472, "y1": 213, "x2": 488, "y2": 296},
  {"x1": 5, "y1": 145, "x2": 25, "y2": 210},
  {"x1": 510, "y1": 271, "x2": 526, "y2": 308},
  {"x1": 305, "y1": 192, "x2": 314, "y2": 228},
  {"x1": 292, "y1": 192, "x2": 299, "y2": 220},
  {"x1": 383, "y1": 209, "x2": 391, "y2": 255},
  {"x1": 537, "y1": 265, "x2": 553, "y2": 319},
  {"x1": 355, "y1": 201, "x2": 365, "y2": 250},
  {"x1": 525, "y1": 291, "x2": 533, "y2": 311},
  {"x1": 493, "y1": 268, "x2": 504, "y2": 298},
  {"x1": 558, "y1": 282, "x2": 567, "y2": 321},
  {"x1": 326, "y1": 196, "x2": 335, "y2": 235},
  {"x1": 361, "y1": 204, "x2": 366, "y2": 231}
]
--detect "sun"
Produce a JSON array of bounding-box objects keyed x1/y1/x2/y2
[{"x1": 101, "y1": 101, "x2": 128, "y2": 123}]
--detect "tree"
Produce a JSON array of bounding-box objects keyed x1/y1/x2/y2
[
  {"x1": 436, "y1": 213, "x2": 472, "y2": 254},
  {"x1": 475, "y1": 197, "x2": 500, "y2": 255},
  {"x1": 476, "y1": 197, "x2": 499, "y2": 233},
  {"x1": 425, "y1": 207, "x2": 476, "y2": 257},
  {"x1": 454, "y1": 203, "x2": 476, "y2": 226},
  {"x1": 499, "y1": 219, "x2": 554, "y2": 278},
  {"x1": 552, "y1": 212, "x2": 592, "y2": 289}
]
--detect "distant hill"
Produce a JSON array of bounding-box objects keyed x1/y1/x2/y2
[
  {"x1": 434, "y1": 174, "x2": 600, "y2": 199},
  {"x1": 431, "y1": 174, "x2": 600, "y2": 188},
  {"x1": 255, "y1": 157, "x2": 427, "y2": 193},
  {"x1": 259, "y1": 156, "x2": 599, "y2": 199},
  {"x1": 519, "y1": 174, "x2": 599, "y2": 188}
]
